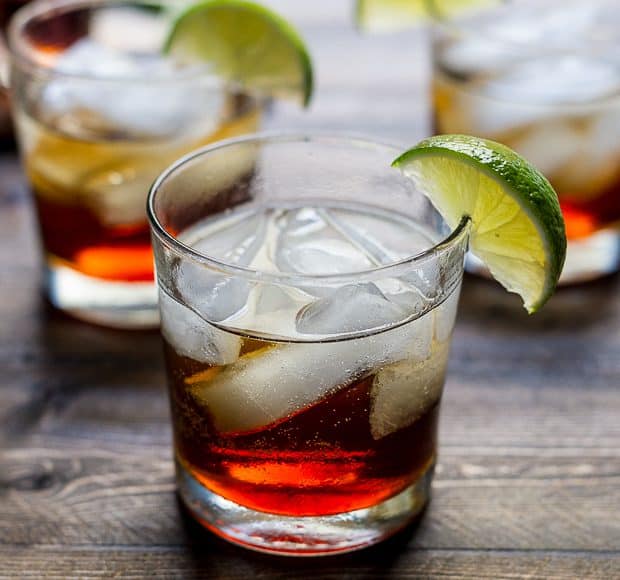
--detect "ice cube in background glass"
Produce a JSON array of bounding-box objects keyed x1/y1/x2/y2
[
  {"x1": 442, "y1": 0, "x2": 600, "y2": 77},
  {"x1": 485, "y1": 57, "x2": 620, "y2": 106},
  {"x1": 449, "y1": 57, "x2": 620, "y2": 136},
  {"x1": 159, "y1": 289, "x2": 241, "y2": 365},
  {"x1": 90, "y1": 5, "x2": 171, "y2": 53},
  {"x1": 507, "y1": 120, "x2": 584, "y2": 178},
  {"x1": 42, "y1": 39, "x2": 224, "y2": 137}
]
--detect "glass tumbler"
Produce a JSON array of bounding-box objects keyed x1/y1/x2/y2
[
  {"x1": 5, "y1": 0, "x2": 260, "y2": 327},
  {"x1": 148, "y1": 133, "x2": 470, "y2": 555},
  {"x1": 432, "y1": 0, "x2": 620, "y2": 283}
]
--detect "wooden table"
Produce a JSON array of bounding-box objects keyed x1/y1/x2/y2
[{"x1": 1, "y1": 3, "x2": 619, "y2": 577}]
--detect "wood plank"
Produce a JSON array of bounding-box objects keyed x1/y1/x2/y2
[
  {"x1": 1, "y1": 420, "x2": 618, "y2": 550},
  {"x1": 1, "y1": 547, "x2": 619, "y2": 579}
]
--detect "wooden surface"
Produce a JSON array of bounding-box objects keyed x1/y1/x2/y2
[{"x1": 1, "y1": 2, "x2": 620, "y2": 578}]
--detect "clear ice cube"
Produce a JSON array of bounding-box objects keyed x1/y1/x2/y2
[
  {"x1": 159, "y1": 289, "x2": 241, "y2": 365},
  {"x1": 275, "y1": 207, "x2": 375, "y2": 275},
  {"x1": 370, "y1": 339, "x2": 450, "y2": 440},
  {"x1": 42, "y1": 39, "x2": 223, "y2": 137},
  {"x1": 448, "y1": 56, "x2": 620, "y2": 136},
  {"x1": 295, "y1": 282, "x2": 408, "y2": 336},
  {"x1": 176, "y1": 209, "x2": 267, "y2": 322},
  {"x1": 191, "y1": 311, "x2": 432, "y2": 434}
]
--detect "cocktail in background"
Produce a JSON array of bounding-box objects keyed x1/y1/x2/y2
[
  {"x1": 3, "y1": 0, "x2": 311, "y2": 328},
  {"x1": 0, "y1": 0, "x2": 30, "y2": 141},
  {"x1": 432, "y1": 0, "x2": 620, "y2": 282},
  {"x1": 357, "y1": 0, "x2": 620, "y2": 284}
]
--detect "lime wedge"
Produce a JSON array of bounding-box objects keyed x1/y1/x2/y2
[
  {"x1": 393, "y1": 135, "x2": 566, "y2": 313},
  {"x1": 356, "y1": 0, "x2": 430, "y2": 32},
  {"x1": 165, "y1": 0, "x2": 313, "y2": 106},
  {"x1": 356, "y1": 0, "x2": 503, "y2": 31}
]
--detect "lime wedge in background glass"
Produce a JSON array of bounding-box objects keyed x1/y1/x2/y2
[
  {"x1": 393, "y1": 135, "x2": 567, "y2": 313},
  {"x1": 356, "y1": 0, "x2": 503, "y2": 31},
  {"x1": 165, "y1": 0, "x2": 313, "y2": 106},
  {"x1": 356, "y1": 0, "x2": 429, "y2": 32}
]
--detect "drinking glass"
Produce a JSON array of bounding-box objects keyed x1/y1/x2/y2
[
  {"x1": 5, "y1": 0, "x2": 261, "y2": 327},
  {"x1": 432, "y1": 0, "x2": 620, "y2": 283},
  {"x1": 148, "y1": 133, "x2": 470, "y2": 555}
]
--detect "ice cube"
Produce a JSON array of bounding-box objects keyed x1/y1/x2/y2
[
  {"x1": 370, "y1": 339, "x2": 450, "y2": 440},
  {"x1": 90, "y1": 5, "x2": 170, "y2": 53},
  {"x1": 159, "y1": 289, "x2": 241, "y2": 365},
  {"x1": 485, "y1": 57, "x2": 620, "y2": 106},
  {"x1": 275, "y1": 208, "x2": 375, "y2": 275},
  {"x1": 190, "y1": 311, "x2": 432, "y2": 434},
  {"x1": 442, "y1": 2, "x2": 601, "y2": 77},
  {"x1": 82, "y1": 157, "x2": 164, "y2": 226},
  {"x1": 223, "y1": 284, "x2": 314, "y2": 337},
  {"x1": 42, "y1": 39, "x2": 223, "y2": 137},
  {"x1": 508, "y1": 120, "x2": 584, "y2": 178},
  {"x1": 175, "y1": 210, "x2": 267, "y2": 322},
  {"x1": 318, "y1": 207, "x2": 438, "y2": 264},
  {"x1": 296, "y1": 283, "x2": 409, "y2": 336},
  {"x1": 446, "y1": 56, "x2": 620, "y2": 136}
]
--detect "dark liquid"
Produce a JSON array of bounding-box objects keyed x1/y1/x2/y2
[
  {"x1": 34, "y1": 193, "x2": 153, "y2": 282},
  {"x1": 164, "y1": 340, "x2": 441, "y2": 517}
]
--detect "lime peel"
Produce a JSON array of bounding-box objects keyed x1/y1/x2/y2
[{"x1": 392, "y1": 135, "x2": 567, "y2": 313}]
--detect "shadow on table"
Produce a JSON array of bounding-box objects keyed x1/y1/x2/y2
[
  {"x1": 177, "y1": 497, "x2": 425, "y2": 577},
  {"x1": 1, "y1": 298, "x2": 166, "y2": 441}
]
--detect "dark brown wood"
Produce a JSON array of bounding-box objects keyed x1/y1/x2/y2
[{"x1": 1, "y1": 4, "x2": 619, "y2": 578}]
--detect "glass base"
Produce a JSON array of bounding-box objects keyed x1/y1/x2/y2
[
  {"x1": 467, "y1": 228, "x2": 620, "y2": 285},
  {"x1": 46, "y1": 260, "x2": 159, "y2": 329},
  {"x1": 176, "y1": 459, "x2": 433, "y2": 556}
]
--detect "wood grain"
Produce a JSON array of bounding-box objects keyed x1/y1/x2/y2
[
  {"x1": 2, "y1": 548, "x2": 620, "y2": 580},
  {"x1": 1, "y1": 2, "x2": 619, "y2": 577}
]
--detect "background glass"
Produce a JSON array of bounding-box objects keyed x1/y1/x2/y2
[
  {"x1": 6, "y1": 0, "x2": 261, "y2": 327},
  {"x1": 432, "y1": 0, "x2": 620, "y2": 283},
  {"x1": 149, "y1": 133, "x2": 470, "y2": 555}
]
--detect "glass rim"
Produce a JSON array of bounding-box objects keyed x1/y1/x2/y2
[
  {"x1": 147, "y1": 130, "x2": 472, "y2": 286},
  {"x1": 7, "y1": 0, "x2": 225, "y2": 87}
]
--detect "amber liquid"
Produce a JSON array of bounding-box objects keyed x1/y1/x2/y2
[
  {"x1": 18, "y1": 101, "x2": 260, "y2": 282},
  {"x1": 164, "y1": 339, "x2": 440, "y2": 517}
]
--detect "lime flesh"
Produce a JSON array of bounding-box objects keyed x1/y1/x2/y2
[
  {"x1": 165, "y1": 0, "x2": 313, "y2": 106},
  {"x1": 393, "y1": 135, "x2": 567, "y2": 313},
  {"x1": 356, "y1": 0, "x2": 503, "y2": 31}
]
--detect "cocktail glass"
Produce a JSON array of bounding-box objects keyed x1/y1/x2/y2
[
  {"x1": 5, "y1": 0, "x2": 260, "y2": 327},
  {"x1": 148, "y1": 133, "x2": 470, "y2": 555},
  {"x1": 432, "y1": 0, "x2": 620, "y2": 283}
]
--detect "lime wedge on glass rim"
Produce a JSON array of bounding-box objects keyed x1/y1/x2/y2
[
  {"x1": 393, "y1": 135, "x2": 567, "y2": 313},
  {"x1": 356, "y1": 0, "x2": 504, "y2": 31},
  {"x1": 164, "y1": 0, "x2": 313, "y2": 106}
]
